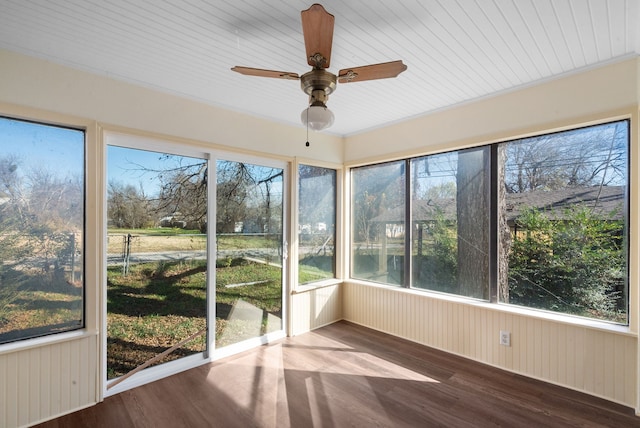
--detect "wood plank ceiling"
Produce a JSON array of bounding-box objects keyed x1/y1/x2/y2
[{"x1": 0, "y1": 0, "x2": 638, "y2": 136}]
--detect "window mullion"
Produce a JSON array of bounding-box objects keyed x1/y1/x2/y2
[{"x1": 405, "y1": 159, "x2": 412, "y2": 288}]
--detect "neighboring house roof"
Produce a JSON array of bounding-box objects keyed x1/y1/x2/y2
[
  {"x1": 371, "y1": 186, "x2": 625, "y2": 223},
  {"x1": 505, "y1": 185, "x2": 625, "y2": 221}
]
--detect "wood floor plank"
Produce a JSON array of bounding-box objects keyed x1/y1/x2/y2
[{"x1": 35, "y1": 321, "x2": 640, "y2": 427}]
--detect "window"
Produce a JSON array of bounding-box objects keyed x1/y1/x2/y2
[
  {"x1": 298, "y1": 164, "x2": 337, "y2": 284},
  {"x1": 350, "y1": 120, "x2": 629, "y2": 324},
  {"x1": 351, "y1": 161, "x2": 405, "y2": 286},
  {"x1": 411, "y1": 148, "x2": 490, "y2": 299},
  {"x1": 499, "y1": 121, "x2": 628, "y2": 323},
  {"x1": 0, "y1": 116, "x2": 85, "y2": 344}
]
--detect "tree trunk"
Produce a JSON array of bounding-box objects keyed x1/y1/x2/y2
[
  {"x1": 497, "y1": 146, "x2": 511, "y2": 303},
  {"x1": 456, "y1": 148, "x2": 490, "y2": 299}
]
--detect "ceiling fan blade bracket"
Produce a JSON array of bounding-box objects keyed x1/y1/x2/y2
[
  {"x1": 338, "y1": 70, "x2": 358, "y2": 83},
  {"x1": 309, "y1": 53, "x2": 328, "y2": 69}
]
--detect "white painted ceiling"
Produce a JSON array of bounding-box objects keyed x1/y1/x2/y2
[{"x1": 0, "y1": 1, "x2": 638, "y2": 136}]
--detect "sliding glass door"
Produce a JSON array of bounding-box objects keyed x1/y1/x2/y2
[
  {"x1": 104, "y1": 138, "x2": 287, "y2": 390},
  {"x1": 215, "y1": 158, "x2": 285, "y2": 348},
  {"x1": 106, "y1": 142, "x2": 209, "y2": 387}
]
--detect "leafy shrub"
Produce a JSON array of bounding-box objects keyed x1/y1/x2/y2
[{"x1": 508, "y1": 206, "x2": 625, "y2": 322}]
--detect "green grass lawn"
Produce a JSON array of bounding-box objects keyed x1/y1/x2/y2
[
  {"x1": 107, "y1": 258, "x2": 283, "y2": 379},
  {"x1": 108, "y1": 227, "x2": 202, "y2": 236},
  {"x1": 0, "y1": 269, "x2": 82, "y2": 343},
  {"x1": 106, "y1": 260, "x2": 208, "y2": 379}
]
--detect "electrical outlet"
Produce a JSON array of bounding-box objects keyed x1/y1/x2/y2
[{"x1": 499, "y1": 330, "x2": 511, "y2": 347}]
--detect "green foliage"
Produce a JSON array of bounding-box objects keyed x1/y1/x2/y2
[
  {"x1": 508, "y1": 206, "x2": 626, "y2": 322},
  {"x1": 413, "y1": 211, "x2": 458, "y2": 292},
  {"x1": 354, "y1": 190, "x2": 385, "y2": 246},
  {"x1": 299, "y1": 254, "x2": 334, "y2": 284}
]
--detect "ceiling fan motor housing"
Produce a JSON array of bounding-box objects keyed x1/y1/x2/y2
[{"x1": 301, "y1": 68, "x2": 337, "y2": 105}]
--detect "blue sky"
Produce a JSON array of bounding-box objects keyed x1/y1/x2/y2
[
  {"x1": 107, "y1": 145, "x2": 173, "y2": 196},
  {"x1": 0, "y1": 117, "x2": 190, "y2": 197},
  {"x1": 0, "y1": 116, "x2": 83, "y2": 175}
]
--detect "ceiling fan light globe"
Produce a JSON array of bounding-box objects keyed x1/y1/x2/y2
[{"x1": 301, "y1": 105, "x2": 334, "y2": 131}]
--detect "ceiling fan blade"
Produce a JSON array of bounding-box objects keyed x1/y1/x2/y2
[
  {"x1": 301, "y1": 4, "x2": 334, "y2": 68},
  {"x1": 231, "y1": 66, "x2": 299, "y2": 80},
  {"x1": 338, "y1": 60, "x2": 408, "y2": 83}
]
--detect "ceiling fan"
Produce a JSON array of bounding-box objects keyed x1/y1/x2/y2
[{"x1": 231, "y1": 3, "x2": 407, "y2": 131}]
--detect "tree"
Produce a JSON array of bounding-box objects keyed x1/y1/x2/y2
[
  {"x1": 501, "y1": 121, "x2": 628, "y2": 321},
  {"x1": 0, "y1": 154, "x2": 83, "y2": 277},
  {"x1": 217, "y1": 161, "x2": 257, "y2": 233},
  {"x1": 156, "y1": 157, "x2": 208, "y2": 232},
  {"x1": 456, "y1": 147, "x2": 490, "y2": 299},
  {"x1": 298, "y1": 165, "x2": 335, "y2": 230},
  {"x1": 504, "y1": 122, "x2": 627, "y2": 193},
  {"x1": 214, "y1": 160, "x2": 285, "y2": 235},
  {"x1": 352, "y1": 162, "x2": 404, "y2": 248},
  {"x1": 0, "y1": 155, "x2": 29, "y2": 266},
  {"x1": 508, "y1": 206, "x2": 624, "y2": 321},
  {"x1": 107, "y1": 181, "x2": 153, "y2": 228}
]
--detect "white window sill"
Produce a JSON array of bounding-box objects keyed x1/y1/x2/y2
[
  {"x1": 292, "y1": 278, "x2": 343, "y2": 294},
  {"x1": 0, "y1": 328, "x2": 98, "y2": 355}
]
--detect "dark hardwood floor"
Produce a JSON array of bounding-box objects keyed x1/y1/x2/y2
[{"x1": 37, "y1": 321, "x2": 640, "y2": 427}]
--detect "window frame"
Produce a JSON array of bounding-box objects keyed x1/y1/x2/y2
[
  {"x1": 347, "y1": 118, "x2": 631, "y2": 326},
  {"x1": 292, "y1": 158, "x2": 343, "y2": 291},
  {"x1": 0, "y1": 108, "x2": 97, "y2": 351},
  {"x1": 297, "y1": 163, "x2": 338, "y2": 285},
  {"x1": 349, "y1": 159, "x2": 407, "y2": 286}
]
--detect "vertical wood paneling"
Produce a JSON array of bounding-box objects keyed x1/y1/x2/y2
[
  {"x1": 0, "y1": 354, "x2": 5, "y2": 427},
  {"x1": 548, "y1": 321, "x2": 558, "y2": 381},
  {"x1": 59, "y1": 342, "x2": 70, "y2": 412},
  {"x1": 0, "y1": 334, "x2": 99, "y2": 428},
  {"x1": 594, "y1": 332, "x2": 607, "y2": 396},
  {"x1": 512, "y1": 313, "x2": 521, "y2": 372},
  {"x1": 517, "y1": 314, "x2": 526, "y2": 373},
  {"x1": 574, "y1": 328, "x2": 586, "y2": 391},
  {"x1": 540, "y1": 321, "x2": 549, "y2": 379},
  {"x1": 4, "y1": 352, "x2": 18, "y2": 427},
  {"x1": 342, "y1": 282, "x2": 637, "y2": 408},
  {"x1": 17, "y1": 350, "x2": 29, "y2": 426},
  {"x1": 604, "y1": 333, "x2": 615, "y2": 399},
  {"x1": 290, "y1": 284, "x2": 343, "y2": 336},
  {"x1": 473, "y1": 306, "x2": 482, "y2": 360},
  {"x1": 557, "y1": 323, "x2": 567, "y2": 385},
  {"x1": 612, "y1": 334, "x2": 625, "y2": 401},
  {"x1": 29, "y1": 348, "x2": 41, "y2": 423},
  {"x1": 39, "y1": 347, "x2": 50, "y2": 419},
  {"x1": 49, "y1": 343, "x2": 61, "y2": 416},
  {"x1": 624, "y1": 337, "x2": 636, "y2": 405}
]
